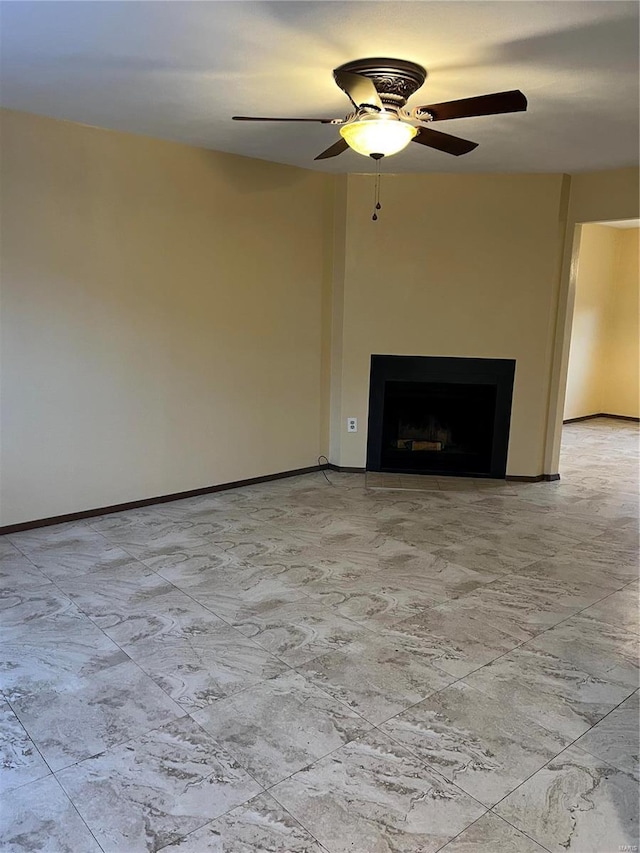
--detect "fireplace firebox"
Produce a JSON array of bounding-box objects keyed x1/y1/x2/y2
[{"x1": 366, "y1": 355, "x2": 515, "y2": 478}]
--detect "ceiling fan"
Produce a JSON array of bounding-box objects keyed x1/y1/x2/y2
[{"x1": 233, "y1": 58, "x2": 527, "y2": 161}]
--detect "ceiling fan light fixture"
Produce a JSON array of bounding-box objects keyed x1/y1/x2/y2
[{"x1": 339, "y1": 114, "x2": 417, "y2": 157}]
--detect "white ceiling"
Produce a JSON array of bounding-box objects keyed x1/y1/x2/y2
[{"x1": 1, "y1": 1, "x2": 638, "y2": 174}]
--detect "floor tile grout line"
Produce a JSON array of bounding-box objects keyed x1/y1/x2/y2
[
  {"x1": 176, "y1": 713, "x2": 336, "y2": 853},
  {"x1": 358, "y1": 579, "x2": 639, "y2": 765},
  {"x1": 378, "y1": 676, "x2": 636, "y2": 850},
  {"x1": 431, "y1": 808, "x2": 554, "y2": 853},
  {"x1": 3, "y1": 422, "x2": 636, "y2": 852},
  {"x1": 1, "y1": 694, "x2": 62, "y2": 788},
  {"x1": 11, "y1": 531, "x2": 315, "y2": 715},
  {"x1": 262, "y1": 718, "x2": 494, "y2": 853},
  {"x1": 366, "y1": 599, "x2": 640, "y2": 840},
  {"x1": 7, "y1": 506, "x2": 634, "y2": 667},
  {"x1": 45, "y1": 772, "x2": 108, "y2": 853},
  {"x1": 4, "y1": 551, "x2": 204, "y2": 776},
  {"x1": 151, "y1": 789, "x2": 332, "y2": 853},
  {"x1": 50, "y1": 708, "x2": 271, "y2": 843},
  {"x1": 11, "y1": 529, "x2": 389, "y2": 754},
  {"x1": 481, "y1": 688, "x2": 640, "y2": 846},
  {"x1": 495, "y1": 686, "x2": 639, "y2": 791},
  {"x1": 6, "y1": 497, "x2": 634, "y2": 781},
  {"x1": 185, "y1": 675, "x2": 376, "y2": 788}
]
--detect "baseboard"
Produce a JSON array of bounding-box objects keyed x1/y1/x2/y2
[
  {"x1": 333, "y1": 465, "x2": 560, "y2": 482},
  {"x1": 506, "y1": 473, "x2": 561, "y2": 483},
  {"x1": 0, "y1": 462, "x2": 570, "y2": 534},
  {"x1": 347, "y1": 466, "x2": 560, "y2": 482},
  {"x1": 0, "y1": 464, "x2": 328, "y2": 535},
  {"x1": 563, "y1": 413, "x2": 640, "y2": 424}
]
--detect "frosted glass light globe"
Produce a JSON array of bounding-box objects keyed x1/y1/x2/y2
[{"x1": 340, "y1": 115, "x2": 417, "y2": 157}]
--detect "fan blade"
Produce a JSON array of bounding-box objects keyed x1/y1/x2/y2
[
  {"x1": 412, "y1": 127, "x2": 478, "y2": 156},
  {"x1": 333, "y1": 70, "x2": 383, "y2": 111},
  {"x1": 314, "y1": 138, "x2": 349, "y2": 161},
  {"x1": 415, "y1": 90, "x2": 527, "y2": 122},
  {"x1": 232, "y1": 116, "x2": 339, "y2": 123}
]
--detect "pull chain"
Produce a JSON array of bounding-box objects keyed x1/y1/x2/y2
[{"x1": 370, "y1": 152, "x2": 383, "y2": 221}]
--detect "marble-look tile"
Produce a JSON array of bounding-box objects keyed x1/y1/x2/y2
[
  {"x1": 0, "y1": 585, "x2": 75, "y2": 632},
  {"x1": 271, "y1": 729, "x2": 485, "y2": 853},
  {"x1": 313, "y1": 528, "x2": 420, "y2": 559},
  {"x1": 1, "y1": 606, "x2": 128, "y2": 697},
  {"x1": 1, "y1": 775, "x2": 102, "y2": 852},
  {"x1": 465, "y1": 646, "x2": 636, "y2": 740},
  {"x1": 123, "y1": 622, "x2": 288, "y2": 709},
  {"x1": 526, "y1": 614, "x2": 639, "y2": 688},
  {"x1": 57, "y1": 717, "x2": 262, "y2": 853},
  {"x1": 298, "y1": 631, "x2": 455, "y2": 724},
  {"x1": 575, "y1": 694, "x2": 640, "y2": 779},
  {"x1": 193, "y1": 670, "x2": 371, "y2": 786},
  {"x1": 389, "y1": 604, "x2": 522, "y2": 677},
  {"x1": 438, "y1": 476, "x2": 482, "y2": 491},
  {"x1": 379, "y1": 519, "x2": 477, "y2": 550},
  {"x1": 160, "y1": 793, "x2": 325, "y2": 851},
  {"x1": 143, "y1": 544, "x2": 249, "y2": 587},
  {"x1": 9, "y1": 523, "x2": 143, "y2": 580},
  {"x1": 0, "y1": 552, "x2": 52, "y2": 593},
  {"x1": 88, "y1": 509, "x2": 210, "y2": 540},
  {"x1": 54, "y1": 561, "x2": 173, "y2": 620},
  {"x1": 514, "y1": 550, "x2": 634, "y2": 592},
  {"x1": 88, "y1": 513, "x2": 215, "y2": 564},
  {"x1": 473, "y1": 478, "x2": 519, "y2": 493},
  {"x1": 578, "y1": 584, "x2": 640, "y2": 634},
  {"x1": 376, "y1": 553, "x2": 499, "y2": 602},
  {"x1": 75, "y1": 585, "x2": 226, "y2": 647},
  {"x1": 249, "y1": 552, "x2": 374, "y2": 591},
  {"x1": 446, "y1": 574, "x2": 610, "y2": 641},
  {"x1": 0, "y1": 537, "x2": 21, "y2": 558},
  {"x1": 306, "y1": 578, "x2": 438, "y2": 629},
  {"x1": 7, "y1": 521, "x2": 107, "y2": 555},
  {"x1": 0, "y1": 701, "x2": 50, "y2": 793},
  {"x1": 380, "y1": 681, "x2": 569, "y2": 806},
  {"x1": 438, "y1": 812, "x2": 547, "y2": 852},
  {"x1": 10, "y1": 659, "x2": 184, "y2": 771},
  {"x1": 431, "y1": 537, "x2": 543, "y2": 575},
  {"x1": 0, "y1": 419, "x2": 636, "y2": 852},
  {"x1": 492, "y1": 521, "x2": 585, "y2": 555},
  {"x1": 189, "y1": 579, "x2": 308, "y2": 626},
  {"x1": 230, "y1": 599, "x2": 369, "y2": 667},
  {"x1": 561, "y1": 536, "x2": 638, "y2": 577},
  {"x1": 262, "y1": 549, "x2": 402, "y2": 586},
  {"x1": 495, "y1": 745, "x2": 640, "y2": 853},
  {"x1": 199, "y1": 526, "x2": 321, "y2": 565}
]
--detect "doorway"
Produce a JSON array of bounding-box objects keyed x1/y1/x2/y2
[{"x1": 560, "y1": 219, "x2": 639, "y2": 471}]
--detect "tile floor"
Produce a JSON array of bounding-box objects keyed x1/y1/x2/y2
[{"x1": 1, "y1": 417, "x2": 638, "y2": 852}]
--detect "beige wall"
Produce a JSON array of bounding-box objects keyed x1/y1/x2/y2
[
  {"x1": 564, "y1": 225, "x2": 618, "y2": 419},
  {"x1": 600, "y1": 228, "x2": 640, "y2": 417},
  {"x1": 565, "y1": 224, "x2": 639, "y2": 419},
  {"x1": 331, "y1": 173, "x2": 569, "y2": 476},
  {"x1": 0, "y1": 109, "x2": 331, "y2": 526},
  {"x1": 544, "y1": 168, "x2": 640, "y2": 472},
  {"x1": 2, "y1": 108, "x2": 638, "y2": 525}
]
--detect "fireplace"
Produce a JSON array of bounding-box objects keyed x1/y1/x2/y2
[{"x1": 366, "y1": 355, "x2": 515, "y2": 478}]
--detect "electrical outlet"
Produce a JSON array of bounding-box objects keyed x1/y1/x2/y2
[{"x1": 347, "y1": 417, "x2": 358, "y2": 433}]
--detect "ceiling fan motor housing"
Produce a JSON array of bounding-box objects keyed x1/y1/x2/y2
[{"x1": 333, "y1": 58, "x2": 427, "y2": 109}]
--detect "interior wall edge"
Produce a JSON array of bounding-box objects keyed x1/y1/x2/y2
[{"x1": 0, "y1": 465, "x2": 329, "y2": 535}]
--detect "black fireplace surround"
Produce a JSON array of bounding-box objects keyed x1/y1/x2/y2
[{"x1": 366, "y1": 355, "x2": 516, "y2": 478}]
